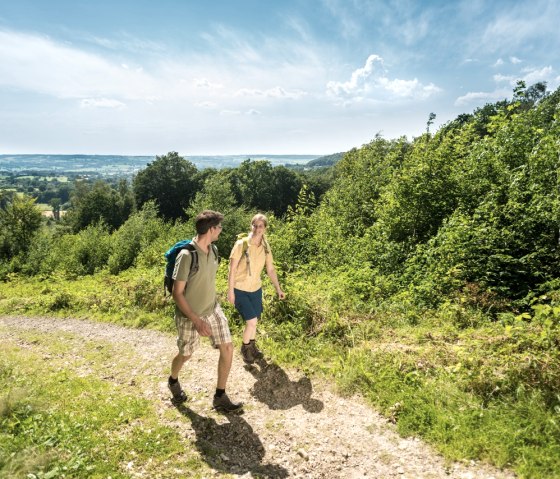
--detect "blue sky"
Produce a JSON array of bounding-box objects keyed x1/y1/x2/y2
[{"x1": 1, "y1": 0, "x2": 558, "y2": 156}]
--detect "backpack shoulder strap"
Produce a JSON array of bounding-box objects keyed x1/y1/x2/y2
[
  {"x1": 241, "y1": 236, "x2": 250, "y2": 257},
  {"x1": 182, "y1": 242, "x2": 198, "y2": 278},
  {"x1": 262, "y1": 236, "x2": 270, "y2": 255},
  {"x1": 211, "y1": 243, "x2": 220, "y2": 263}
]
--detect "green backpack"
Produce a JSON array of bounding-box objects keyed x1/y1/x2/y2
[{"x1": 163, "y1": 239, "x2": 219, "y2": 295}]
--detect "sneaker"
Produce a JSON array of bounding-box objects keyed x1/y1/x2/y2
[
  {"x1": 241, "y1": 343, "x2": 255, "y2": 364},
  {"x1": 250, "y1": 340, "x2": 264, "y2": 360},
  {"x1": 213, "y1": 393, "x2": 243, "y2": 412},
  {"x1": 168, "y1": 379, "x2": 187, "y2": 404}
]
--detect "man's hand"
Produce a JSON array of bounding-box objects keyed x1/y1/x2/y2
[
  {"x1": 227, "y1": 290, "x2": 235, "y2": 305},
  {"x1": 193, "y1": 318, "x2": 211, "y2": 337},
  {"x1": 277, "y1": 290, "x2": 286, "y2": 300}
]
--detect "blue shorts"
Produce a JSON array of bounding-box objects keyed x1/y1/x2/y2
[{"x1": 234, "y1": 288, "x2": 263, "y2": 321}]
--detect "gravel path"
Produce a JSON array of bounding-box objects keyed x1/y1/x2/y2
[{"x1": 0, "y1": 315, "x2": 515, "y2": 479}]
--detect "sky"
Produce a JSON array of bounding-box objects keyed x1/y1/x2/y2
[{"x1": 1, "y1": 0, "x2": 559, "y2": 156}]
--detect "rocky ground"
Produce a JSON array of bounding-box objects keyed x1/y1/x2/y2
[{"x1": 0, "y1": 315, "x2": 516, "y2": 479}]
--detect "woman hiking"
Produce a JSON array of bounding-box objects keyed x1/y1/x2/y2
[{"x1": 227, "y1": 213, "x2": 285, "y2": 364}]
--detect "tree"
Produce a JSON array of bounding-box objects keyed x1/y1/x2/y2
[
  {"x1": 229, "y1": 160, "x2": 276, "y2": 212},
  {"x1": 66, "y1": 181, "x2": 128, "y2": 232},
  {"x1": 0, "y1": 194, "x2": 43, "y2": 259},
  {"x1": 132, "y1": 151, "x2": 200, "y2": 221},
  {"x1": 49, "y1": 198, "x2": 61, "y2": 221},
  {"x1": 270, "y1": 166, "x2": 303, "y2": 216},
  {"x1": 426, "y1": 112, "x2": 436, "y2": 133},
  {"x1": 229, "y1": 160, "x2": 302, "y2": 216},
  {"x1": 512, "y1": 80, "x2": 549, "y2": 111}
]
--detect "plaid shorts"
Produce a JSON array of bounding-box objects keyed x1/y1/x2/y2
[{"x1": 175, "y1": 303, "x2": 232, "y2": 356}]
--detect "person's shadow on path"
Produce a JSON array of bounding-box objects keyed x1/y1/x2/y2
[
  {"x1": 176, "y1": 404, "x2": 289, "y2": 478},
  {"x1": 246, "y1": 359, "x2": 324, "y2": 412}
]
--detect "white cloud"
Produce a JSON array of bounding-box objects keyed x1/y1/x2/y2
[
  {"x1": 493, "y1": 66, "x2": 554, "y2": 87},
  {"x1": 493, "y1": 58, "x2": 504, "y2": 67},
  {"x1": 0, "y1": 29, "x2": 158, "y2": 100},
  {"x1": 246, "y1": 109, "x2": 261, "y2": 116},
  {"x1": 493, "y1": 73, "x2": 514, "y2": 83},
  {"x1": 461, "y1": 64, "x2": 557, "y2": 107},
  {"x1": 80, "y1": 98, "x2": 126, "y2": 109},
  {"x1": 522, "y1": 66, "x2": 553, "y2": 84},
  {"x1": 234, "y1": 87, "x2": 307, "y2": 99},
  {"x1": 202, "y1": 25, "x2": 262, "y2": 63},
  {"x1": 327, "y1": 54, "x2": 385, "y2": 96},
  {"x1": 194, "y1": 78, "x2": 223, "y2": 89},
  {"x1": 510, "y1": 56, "x2": 522, "y2": 64},
  {"x1": 482, "y1": 16, "x2": 542, "y2": 51},
  {"x1": 327, "y1": 54, "x2": 440, "y2": 102},
  {"x1": 454, "y1": 89, "x2": 510, "y2": 106},
  {"x1": 87, "y1": 33, "x2": 166, "y2": 54}
]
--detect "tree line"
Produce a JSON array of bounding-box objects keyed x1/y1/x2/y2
[{"x1": 0, "y1": 153, "x2": 332, "y2": 276}]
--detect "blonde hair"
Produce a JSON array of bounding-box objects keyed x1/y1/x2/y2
[{"x1": 251, "y1": 213, "x2": 268, "y2": 228}]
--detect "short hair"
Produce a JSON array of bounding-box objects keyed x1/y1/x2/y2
[
  {"x1": 251, "y1": 213, "x2": 268, "y2": 228},
  {"x1": 195, "y1": 210, "x2": 224, "y2": 234}
]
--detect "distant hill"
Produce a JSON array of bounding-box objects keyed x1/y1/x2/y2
[
  {"x1": 306, "y1": 152, "x2": 345, "y2": 167},
  {"x1": 0, "y1": 154, "x2": 320, "y2": 177}
]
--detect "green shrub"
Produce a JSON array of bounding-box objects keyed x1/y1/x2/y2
[
  {"x1": 107, "y1": 202, "x2": 167, "y2": 274},
  {"x1": 41, "y1": 223, "x2": 112, "y2": 277}
]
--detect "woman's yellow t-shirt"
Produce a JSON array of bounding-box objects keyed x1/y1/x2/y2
[{"x1": 229, "y1": 238, "x2": 272, "y2": 292}]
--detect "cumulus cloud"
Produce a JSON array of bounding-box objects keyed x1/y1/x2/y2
[
  {"x1": 493, "y1": 58, "x2": 504, "y2": 67},
  {"x1": 326, "y1": 54, "x2": 440, "y2": 102},
  {"x1": 510, "y1": 56, "x2": 522, "y2": 64}
]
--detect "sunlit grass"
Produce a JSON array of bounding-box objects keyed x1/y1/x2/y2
[{"x1": 0, "y1": 332, "x2": 207, "y2": 479}]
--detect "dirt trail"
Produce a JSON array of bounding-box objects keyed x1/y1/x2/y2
[{"x1": 0, "y1": 315, "x2": 515, "y2": 479}]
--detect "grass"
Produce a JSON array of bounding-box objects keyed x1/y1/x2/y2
[
  {"x1": 1, "y1": 268, "x2": 559, "y2": 478},
  {"x1": 253, "y1": 275, "x2": 560, "y2": 479},
  {"x1": 0, "y1": 329, "x2": 210, "y2": 479}
]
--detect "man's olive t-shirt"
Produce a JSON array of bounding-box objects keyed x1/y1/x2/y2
[{"x1": 172, "y1": 241, "x2": 219, "y2": 317}]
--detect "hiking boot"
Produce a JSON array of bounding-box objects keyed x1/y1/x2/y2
[
  {"x1": 213, "y1": 393, "x2": 243, "y2": 412},
  {"x1": 241, "y1": 343, "x2": 255, "y2": 364},
  {"x1": 168, "y1": 379, "x2": 187, "y2": 404},
  {"x1": 250, "y1": 340, "x2": 264, "y2": 360}
]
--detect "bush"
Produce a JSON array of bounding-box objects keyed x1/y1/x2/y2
[
  {"x1": 107, "y1": 203, "x2": 167, "y2": 274},
  {"x1": 41, "y1": 223, "x2": 112, "y2": 277}
]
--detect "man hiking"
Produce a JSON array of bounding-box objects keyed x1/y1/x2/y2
[{"x1": 168, "y1": 210, "x2": 243, "y2": 412}]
